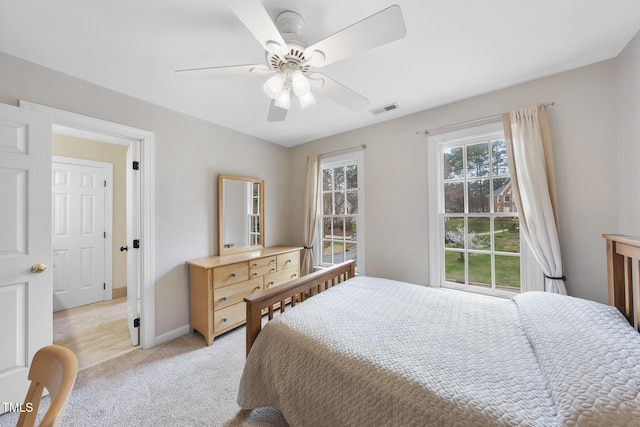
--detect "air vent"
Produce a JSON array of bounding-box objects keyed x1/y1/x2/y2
[{"x1": 370, "y1": 103, "x2": 399, "y2": 115}]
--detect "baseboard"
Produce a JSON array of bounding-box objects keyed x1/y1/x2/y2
[
  {"x1": 154, "y1": 325, "x2": 191, "y2": 346},
  {"x1": 112, "y1": 287, "x2": 127, "y2": 299}
]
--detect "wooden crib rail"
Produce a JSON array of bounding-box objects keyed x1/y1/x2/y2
[
  {"x1": 244, "y1": 260, "x2": 356, "y2": 356},
  {"x1": 603, "y1": 234, "x2": 640, "y2": 331}
]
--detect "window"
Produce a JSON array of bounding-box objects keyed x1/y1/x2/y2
[
  {"x1": 428, "y1": 121, "x2": 538, "y2": 297},
  {"x1": 317, "y1": 151, "x2": 365, "y2": 274}
]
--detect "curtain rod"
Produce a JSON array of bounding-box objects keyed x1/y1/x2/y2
[
  {"x1": 320, "y1": 144, "x2": 367, "y2": 157},
  {"x1": 416, "y1": 102, "x2": 555, "y2": 136}
]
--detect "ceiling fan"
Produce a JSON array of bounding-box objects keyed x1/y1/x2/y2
[{"x1": 176, "y1": 0, "x2": 407, "y2": 122}]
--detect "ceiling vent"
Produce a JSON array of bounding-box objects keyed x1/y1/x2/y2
[{"x1": 370, "y1": 103, "x2": 399, "y2": 115}]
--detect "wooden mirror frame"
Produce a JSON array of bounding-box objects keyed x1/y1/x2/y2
[{"x1": 218, "y1": 174, "x2": 265, "y2": 255}]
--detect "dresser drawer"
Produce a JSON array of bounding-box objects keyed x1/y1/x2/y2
[
  {"x1": 249, "y1": 264, "x2": 277, "y2": 279},
  {"x1": 213, "y1": 262, "x2": 248, "y2": 288},
  {"x1": 277, "y1": 251, "x2": 299, "y2": 270},
  {"x1": 214, "y1": 277, "x2": 263, "y2": 310},
  {"x1": 265, "y1": 268, "x2": 300, "y2": 289},
  {"x1": 249, "y1": 256, "x2": 276, "y2": 270},
  {"x1": 214, "y1": 302, "x2": 246, "y2": 333}
]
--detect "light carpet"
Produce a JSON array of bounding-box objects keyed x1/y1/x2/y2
[{"x1": 0, "y1": 326, "x2": 289, "y2": 427}]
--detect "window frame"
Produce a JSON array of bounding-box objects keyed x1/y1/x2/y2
[
  {"x1": 316, "y1": 150, "x2": 365, "y2": 275},
  {"x1": 427, "y1": 121, "x2": 542, "y2": 298}
]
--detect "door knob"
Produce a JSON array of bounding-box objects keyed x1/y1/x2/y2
[
  {"x1": 31, "y1": 264, "x2": 47, "y2": 273},
  {"x1": 120, "y1": 246, "x2": 128, "y2": 252}
]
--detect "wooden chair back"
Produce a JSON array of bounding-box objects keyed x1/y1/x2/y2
[{"x1": 16, "y1": 344, "x2": 78, "y2": 427}]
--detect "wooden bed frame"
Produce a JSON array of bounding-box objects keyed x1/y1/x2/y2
[
  {"x1": 244, "y1": 235, "x2": 639, "y2": 356},
  {"x1": 244, "y1": 260, "x2": 356, "y2": 355},
  {"x1": 603, "y1": 234, "x2": 640, "y2": 331}
]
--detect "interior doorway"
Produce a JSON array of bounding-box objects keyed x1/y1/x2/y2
[{"x1": 20, "y1": 100, "x2": 156, "y2": 351}]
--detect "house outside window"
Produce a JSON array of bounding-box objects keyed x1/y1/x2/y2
[
  {"x1": 317, "y1": 151, "x2": 365, "y2": 274},
  {"x1": 428, "y1": 121, "x2": 540, "y2": 297}
]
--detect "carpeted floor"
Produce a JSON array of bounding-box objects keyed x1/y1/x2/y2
[{"x1": 0, "y1": 326, "x2": 289, "y2": 427}]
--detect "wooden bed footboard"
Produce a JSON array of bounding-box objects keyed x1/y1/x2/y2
[
  {"x1": 603, "y1": 234, "x2": 640, "y2": 331},
  {"x1": 244, "y1": 260, "x2": 356, "y2": 356}
]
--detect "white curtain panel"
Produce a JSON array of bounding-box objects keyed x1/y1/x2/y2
[
  {"x1": 302, "y1": 155, "x2": 320, "y2": 276},
  {"x1": 503, "y1": 106, "x2": 567, "y2": 294}
]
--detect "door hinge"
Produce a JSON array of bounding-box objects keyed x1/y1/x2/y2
[
  {"x1": 103, "y1": 283, "x2": 106, "y2": 290},
  {"x1": 133, "y1": 161, "x2": 139, "y2": 170},
  {"x1": 104, "y1": 180, "x2": 107, "y2": 187},
  {"x1": 133, "y1": 239, "x2": 140, "y2": 249},
  {"x1": 134, "y1": 318, "x2": 140, "y2": 328},
  {"x1": 104, "y1": 231, "x2": 107, "y2": 238}
]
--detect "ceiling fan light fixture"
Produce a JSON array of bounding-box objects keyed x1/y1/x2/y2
[
  {"x1": 274, "y1": 87, "x2": 291, "y2": 110},
  {"x1": 263, "y1": 73, "x2": 285, "y2": 99},
  {"x1": 298, "y1": 91, "x2": 316, "y2": 109},
  {"x1": 291, "y1": 70, "x2": 311, "y2": 96}
]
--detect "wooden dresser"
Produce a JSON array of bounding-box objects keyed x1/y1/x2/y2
[{"x1": 186, "y1": 246, "x2": 302, "y2": 345}]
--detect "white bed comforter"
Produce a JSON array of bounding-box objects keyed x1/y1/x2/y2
[{"x1": 237, "y1": 276, "x2": 640, "y2": 426}]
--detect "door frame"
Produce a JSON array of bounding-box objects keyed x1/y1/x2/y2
[
  {"x1": 20, "y1": 100, "x2": 157, "y2": 349},
  {"x1": 52, "y1": 156, "x2": 114, "y2": 305}
]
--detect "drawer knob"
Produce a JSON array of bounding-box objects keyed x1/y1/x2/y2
[
  {"x1": 269, "y1": 281, "x2": 274, "y2": 286},
  {"x1": 252, "y1": 263, "x2": 258, "y2": 267},
  {"x1": 231, "y1": 272, "x2": 236, "y2": 278},
  {"x1": 269, "y1": 259, "x2": 275, "y2": 264},
  {"x1": 255, "y1": 285, "x2": 261, "y2": 290},
  {"x1": 270, "y1": 268, "x2": 275, "y2": 273},
  {"x1": 222, "y1": 296, "x2": 227, "y2": 301},
  {"x1": 252, "y1": 272, "x2": 258, "y2": 277},
  {"x1": 222, "y1": 317, "x2": 228, "y2": 323},
  {"x1": 286, "y1": 259, "x2": 291, "y2": 264},
  {"x1": 292, "y1": 273, "x2": 298, "y2": 278}
]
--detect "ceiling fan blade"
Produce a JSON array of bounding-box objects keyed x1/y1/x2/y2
[
  {"x1": 226, "y1": 0, "x2": 288, "y2": 56},
  {"x1": 175, "y1": 64, "x2": 271, "y2": 79},
  {"x1": 267, "y1": 100, "x2": 288, "y2": 122},
  {"x1": 304, "y1": 5, "x2": 406, "y2": 68},
  {"x1": 309, "y1": 73, "x2": 369, "y2": 111}
]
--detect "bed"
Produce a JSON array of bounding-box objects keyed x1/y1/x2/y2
[{"x1": 237, "y1": 234, "x2": 640, "y2": 426}]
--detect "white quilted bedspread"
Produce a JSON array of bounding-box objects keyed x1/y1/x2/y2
[{"x1": 237, "y1": 276, "x2": 640, "y2": 426}]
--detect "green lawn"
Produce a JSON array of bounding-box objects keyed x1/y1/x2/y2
[{"x1": 445, "y1": 250, "x2": 520, "y2": 290}]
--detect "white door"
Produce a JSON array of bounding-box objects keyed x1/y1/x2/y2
[
  {"x1": 52, "y1": 161, "x2": 106, "y2": 311},
  {"x1": 0, "y1": 103, "x2": 52, "y2": 412},
  {"x1": 125, "y1": 144, "x2": 140, "y2": 346}
]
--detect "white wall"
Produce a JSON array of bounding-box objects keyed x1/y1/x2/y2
[
  {"x1": 617, "y1": 31, "x2": 640, "y2": 236},
  {"x1": 0, "y1": 52, "x2": 293, "y2": 340},
  {"x1": 290, "y1": 59, "x2": 620, "y2": 304}
]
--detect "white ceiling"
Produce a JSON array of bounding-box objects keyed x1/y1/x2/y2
[{"x1": 1, "y1": 1, "x2": 639, "y2": 147}]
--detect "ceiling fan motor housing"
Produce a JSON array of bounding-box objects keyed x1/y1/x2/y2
[{"x1": 266, "y1": 11, "x2": 311, "y2": 74}]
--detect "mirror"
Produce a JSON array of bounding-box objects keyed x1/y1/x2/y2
[{"x1": 218, "y1": 174, "x2": 264, "y2": 255}]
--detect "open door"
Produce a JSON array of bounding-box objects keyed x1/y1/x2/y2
[
  {"x1": 0, "y1": 103, "x2": 53, "y2": 412},
  {"x1": 125, "y1": 143, "x2": 141, "y2": 346}
]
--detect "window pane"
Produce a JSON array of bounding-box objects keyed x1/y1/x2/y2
[
  {"x1": 468, "y1": 253, "x2": 491, "y2": 287},
  {"x1": 323, "y1": 193, "x2": 333, "y2": 215},
  {"x1": 322, "y1": 217, "x2": 332, "y2": 239},
  {"x1": 492, "y1": 140, "x2": 509, "y2": 175},
  {"x1": 346, "y1": 165, "x2": 358, "y2": 189},
  {"x1": 494, "y1": 217, "x2": 520, "y2": 253},
  {"x1": 466, "y1": 143, "x2": 489, "y2": 177},
  {"x1": 444, "y1": 182, "x2": 464, "y2": 213},
  {"x1": 334, "y1": 192, "x2": 345, "y2": 214},
  {"x1": 334, "y1": 166, "x2": 345, "y2": 190},
  {"x1": 334, "y1": 242, "x2": 345, "y2": 263},
  {"x1": 443, "y1": 147, "x2": 464, "y2": 179},
  {"x1": 496, "y1": 255, "x2": 520, "y2": 290},
  {"x1": 322, "y1": 240, "x2": 332, "y2": 263},
  {"x1": 347, "y1": 191, "x2": 358, "y2": 214},
  {"x1": 468, "y1": 179, "x2": 490, "y2": 213},
  {"x1": 332, "y1": 217, "x2": 344, "y2": 238},
  {"x1": 444, "y1": 217, "x2": 464, "y2": 249},
  {"x1": 493, "y1": 177, "x2": 512, "y2": 213},
  {"x1": 468, "y1": 217, "x2": 490, "y2": 250},
  {"x1": 445, "y1": 251, "x2": 465, "y2": 283},
  {"x1": 345, "y1": 217, "x2": 356, "y2": 240},
  {"x1": 323, "y1": 169, "x2": 332, "y2": 191}
]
